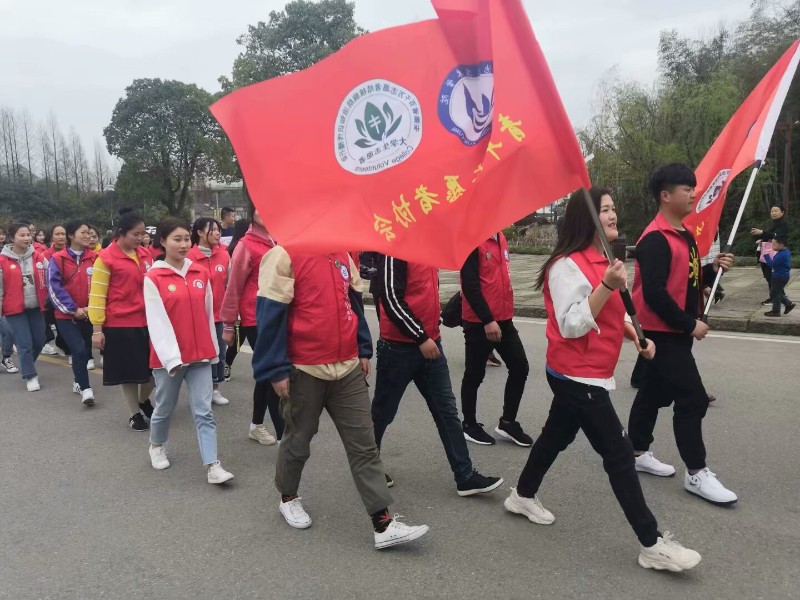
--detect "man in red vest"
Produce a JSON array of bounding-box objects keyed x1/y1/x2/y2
[
  {"x1": 459, "y1": 233, "x2": 532, "y2": 446},
  {"x1": 627, "y1": 163, "x2": 736, "y2": 506},
  {"x1": 252, "y1": 247, "x2": 429, "y2": 550},
  {"x1": 371, "y1": 255, "x2": 504, "y2": 496}
]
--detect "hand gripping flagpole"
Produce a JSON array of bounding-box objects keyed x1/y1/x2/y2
[
  {"x1": 701, "y1": 161, "x2": 763, "y2": 323},
  {"x1": 581, "y1": 187, "x2": 648, "y2": 349}
]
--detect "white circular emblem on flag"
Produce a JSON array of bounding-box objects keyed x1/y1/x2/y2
[
  {"x1": 334, "y1": 79, "x2": 422, "y2": 176},
  {"x1": 696, "y1": 169, "x2": 731, "y2": 213},
  {"x1": 438, "y1": 62, "x2": 494, "y2": 146}
]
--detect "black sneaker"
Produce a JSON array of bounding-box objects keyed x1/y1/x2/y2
[
  {"x1": 139, "y1": 400, "x2": 154, "y2": 419},
  {"x1": 486, "y1": 353, "x2": 502, "y2": 367},
  {"x1": 385, "y1": 473, "x2": 394, "y2": 488},
  {"x1": 495, "y1": 420, "x2": 533, "y2": 447},
  {"x1": 456, "y1": 471, "x2": 504, "y2": 497},
  {"x1": 224, "y1": 364, "x2": 232, "y2": 382},
  {"x1": 764, "y1": 311, "x2": 781, "y2": 317},
  {"x1": 129, "y1": 413, "x2": 149, "y2": 432},
  {"x1": 785, "y1": 303, "x2": 796, "y2": 315},
  {"x1": 463, "y1": 422, "x2": 495, "y2": 445}
]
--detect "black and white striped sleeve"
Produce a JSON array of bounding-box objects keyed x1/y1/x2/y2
[{"x1": 378, "y1": 255, "x2": 428, "y2": 343}]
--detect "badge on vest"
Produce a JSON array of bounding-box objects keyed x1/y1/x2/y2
[
  {"x1": 193, "y1": 280, "x2": 204, "y2": 289},
  {"x1": 215, "y1": 265, "x2": 226, "y2": 273},
  {"x1": 35, "y1": 262, "x2": 44, "y2": 270},
  {"x1": 86, "y1": 267, "x2": 94, "y2": 276},
  {"x1": 504, "y1": 249, "x2": 509, "y2": 261},
  {"x1": 9, "y1": 264, "x2": 16, "y2": 270},
  {"x1": 168, "y1": 284, "x2": 176, "y2": 292},
  {"x1": 340, "y1": 265, "x2": 350, "y2": 281},
  {"x1": 485, "y1": 252, "x2": 491, "y2": 260}
]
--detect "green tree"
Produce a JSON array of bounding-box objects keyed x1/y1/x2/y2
[
  {"x1": 104, "y1": 78, "x2": 218, "y2": 216},
  {"x1": 219, "y1": 0, "x2": 366, "y2": 91}
]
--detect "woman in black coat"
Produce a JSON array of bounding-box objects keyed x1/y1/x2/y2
[{"x1": 751, "y1": 204, "x2": 789, "y2": 303}]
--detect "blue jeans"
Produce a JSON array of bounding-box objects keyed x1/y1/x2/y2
[
  {"x1": 5, "y1": 310, "x2": 46, "y2": 380},
  {"x1": 151, "y1": 363, "x2": 218, "y2": 465},
  {"x1": 372, "y1": 338, "x2": 473, "y2": 485},
  {"x1": 212, "y1": 322, "x2": 226, "y2": 385},
  {"x1": 0, "y1": 316, "x2": 13, "y2": 357},
  {"x1": 55, "y1": 319, "x2": 93, "y2": 390}
]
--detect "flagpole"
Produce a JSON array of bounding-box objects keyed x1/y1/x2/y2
[
  {"x1": 702, "y1": 161, "x2": 763, "y2": 322},
  {"x1": 581, "y1": 187, "x2": 648, "y2": 348}
]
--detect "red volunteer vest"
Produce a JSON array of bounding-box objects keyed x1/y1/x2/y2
[
  {"x1": 98, "y1": 242, "x2": 153, "y2": 327},
  {"x1": 379, "y1": 262, "x2": 441, "y2": 343},
  {"x1": 287, "y1": 252, "x2": 358, "y2": 364},
  {"x1": 544, "y1": 247, "x2": 626, "y2": 379},
  {"x1": 51, "y1": 247, "x2": 98, "y2": 319},
  {"x1": 462, "y1": 233, "x2": 514, "y2": 323},
  {"x1": 187, "y1": 245, "x2": 229, "y2": 322},
  {"x1": 146, "y1": 263, "x2": 217, "y2": 368},
  {"x1": 0, "y1": 250, "x2": 48, "y2": 315},
  {"x1": 238, "y1": 230, "x2": 276, "y2": 327},
  {"x1": 632, "y1": 213, "x2": 697, "y2": 333}
]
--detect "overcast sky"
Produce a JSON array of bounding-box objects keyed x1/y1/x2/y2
[{"x1": 0, "y1": 0, "x2": 753, "y2": 165}]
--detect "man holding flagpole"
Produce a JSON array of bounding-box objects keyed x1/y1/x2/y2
[{"x1": 627, "y1": 164, "x2": 737, "y2": 506}]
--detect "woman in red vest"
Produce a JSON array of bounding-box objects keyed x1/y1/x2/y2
[
  {"x1": 88, "y1": 210, "x2": 155, "y2": 432},
  {"x1": 48, "y1": 220, "x2": 98, "y2": 406},
  {"x1": 189, "y1": 217, "x2": 230, "y2": 406},
  {"x1": 42, "y1": 224, "x2": 70, "y2": 357},
  {"x1": 220, "y1": 206, "x2": 283, "y2": 445},
  {"x1": 144, "y1": 217, "x2": 233, "y2": 484},
  {"x1": 504, "y1": 188, "x2": 702, "y2": 572},
  {"x1": 0, "y1": 223, "x2": 48, "y2": 391}
]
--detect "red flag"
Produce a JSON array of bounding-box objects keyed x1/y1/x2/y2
[
  {"x1": 210, "y1": 0, "x2": 588, "y2": 270},
  {"x1": 686, "y1": 39, "x2": 800, "y2": 256}
]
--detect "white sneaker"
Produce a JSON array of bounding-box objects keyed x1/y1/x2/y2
[
  {"x1": 72, "y1": 381, "x2": 81, "y2": 394},
  {"x1": 149, "y1": 445, "x2": 170, "y2": 470},
  {"x1": 684, "y1": 468, "x2": 737, "y2": 505},
  {"x1": 635, "y1": 451, "x2": 676, "y2": 477},
  {"x1": 374, "y1": 516, "x2": 430, "y2": 549},
  {"x1": 26, "y1": 377, "x2": 41, "y2": 392},
  {"x1": 504, "y1": 487, "x2": 555, "y2": 525},
  {"x1": 87, "y1": 359, "x2": 95, "y2": 370},
  {"x1": 638, "y1": 532, "x2": 702, "y2": 572},
  {"x1": 207, "y1": 461, "x2": 234, "y2": 484},
  {"x1": 41, "y1": 342, "x2": 58, "y2": 355},
  {"x1": 211, "y1": 390, "x2": 229, "y2": 405},
  {"x1": 248, "y1": 424, "x2": 277, "y2": 445},
  {"x1": 81, "y1": 388, "x2": 95, "y2": 406},
  {"x1": 1, "y1": 357, "x2": 18, "y2": 373},
  {"x1": 279, "y1": 498, "x2": 312, "y2": 529}
]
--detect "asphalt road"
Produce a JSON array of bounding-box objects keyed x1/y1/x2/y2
[{"x1": 2, "y1": 308, "x2": 798, "y2": 600}]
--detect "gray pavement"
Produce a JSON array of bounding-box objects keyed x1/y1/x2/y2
[
  {"x1": 1, "y1": 311, "x2": 799, "y2": 599},
  {"x1": 365, "y1": 255, "x2": 800, "y2": 336}
]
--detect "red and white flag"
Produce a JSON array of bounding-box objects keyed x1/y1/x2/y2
[
  {"x1": 210, "y1": 0, "x2": 589, "y2": 270},
  {"x1": 686, "y1": 38, "x2": 800, "y2": 256}
]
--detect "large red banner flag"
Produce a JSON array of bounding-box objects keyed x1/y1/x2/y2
[
  {"x1": 210, "y1": 0, "x2": 589, "y2": 270},
  {"x1": 686, "y1": 38, "x2": 800, "y2": 257}
]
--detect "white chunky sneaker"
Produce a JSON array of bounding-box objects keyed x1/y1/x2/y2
[
  {"x1": 41, "y1": 342, "x2": 58, "y2": 356},
  {"x1": 279, "y1": 498, "x2": 312, "y2": 529},
  {"x1": 207, "y1": 461, "x2": 234, "y2": 484},
  {"x1": 26, "y1": 377, "x2": 41, "y2": 392},
  {"x1": 87, "y1": 359, "x2": 95, "y2": 370},
  {"x1": 374, "y1": 516, "x2": 430, "y2": 549},
  {"x1": 73, "y1": 381, "x2": 82, "y2": 395},
  {"x1": 635, "y1": 451, "x2": 676, "y2": 477},
  {"x1": 149, "y1": 445, "x2": 170, "y2": 470},
  {"x1": 504, "y1": 487, "x2": 555, "y2": 525},
  {"x1": 638, "y1": 532, "x2": 702, "y2": 572},
  {"x1": 211, "y1": 390, "x2": 230, "y2": 405},
  {"x1": 684, "y1": 468, "x2": 737, "y2": 505},
  {"x1": 81, "y1": 388, "x2": 95, "y2": 406},
  {"x1": 1, "y1": 357, "x2": 18, "y2": 373},
  {"x1": 248, "y1": 424, "x2": 277, "y2": 445}
]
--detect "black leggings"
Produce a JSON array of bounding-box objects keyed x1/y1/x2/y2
[
  {"x1": 225, "y1": 323, "x2": 241, "y2": 366},
  {"x1": 241, "y1": 325, "x2": 284, "y2": 438},
  {"x1": 518, "y1": 373, "x2": 659, "y2": 547}
]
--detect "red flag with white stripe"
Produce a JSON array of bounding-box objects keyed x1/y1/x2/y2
[{"x1": 685, "y1": 38, "x2": 800, "y2": 256}]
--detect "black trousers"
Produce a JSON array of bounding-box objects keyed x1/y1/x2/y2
[
  {"x1": 628, "y1": 333, "x2": 708, "y2": 470},
  {"x1": 225, "y1": 323, "x2": 242, "y2": 366},
  {"x1": 761, "y1": 262, "x2": 773, "y2": 294},
  {"x1": 517, "y1": 373, "x2": 659, "y2": 547},
  {"x1": 241, "y1": 326, "x2": 284, "y2": 438},
  {"x1": 460, "y1": 319, "x2": 529, "y2": 425}
]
